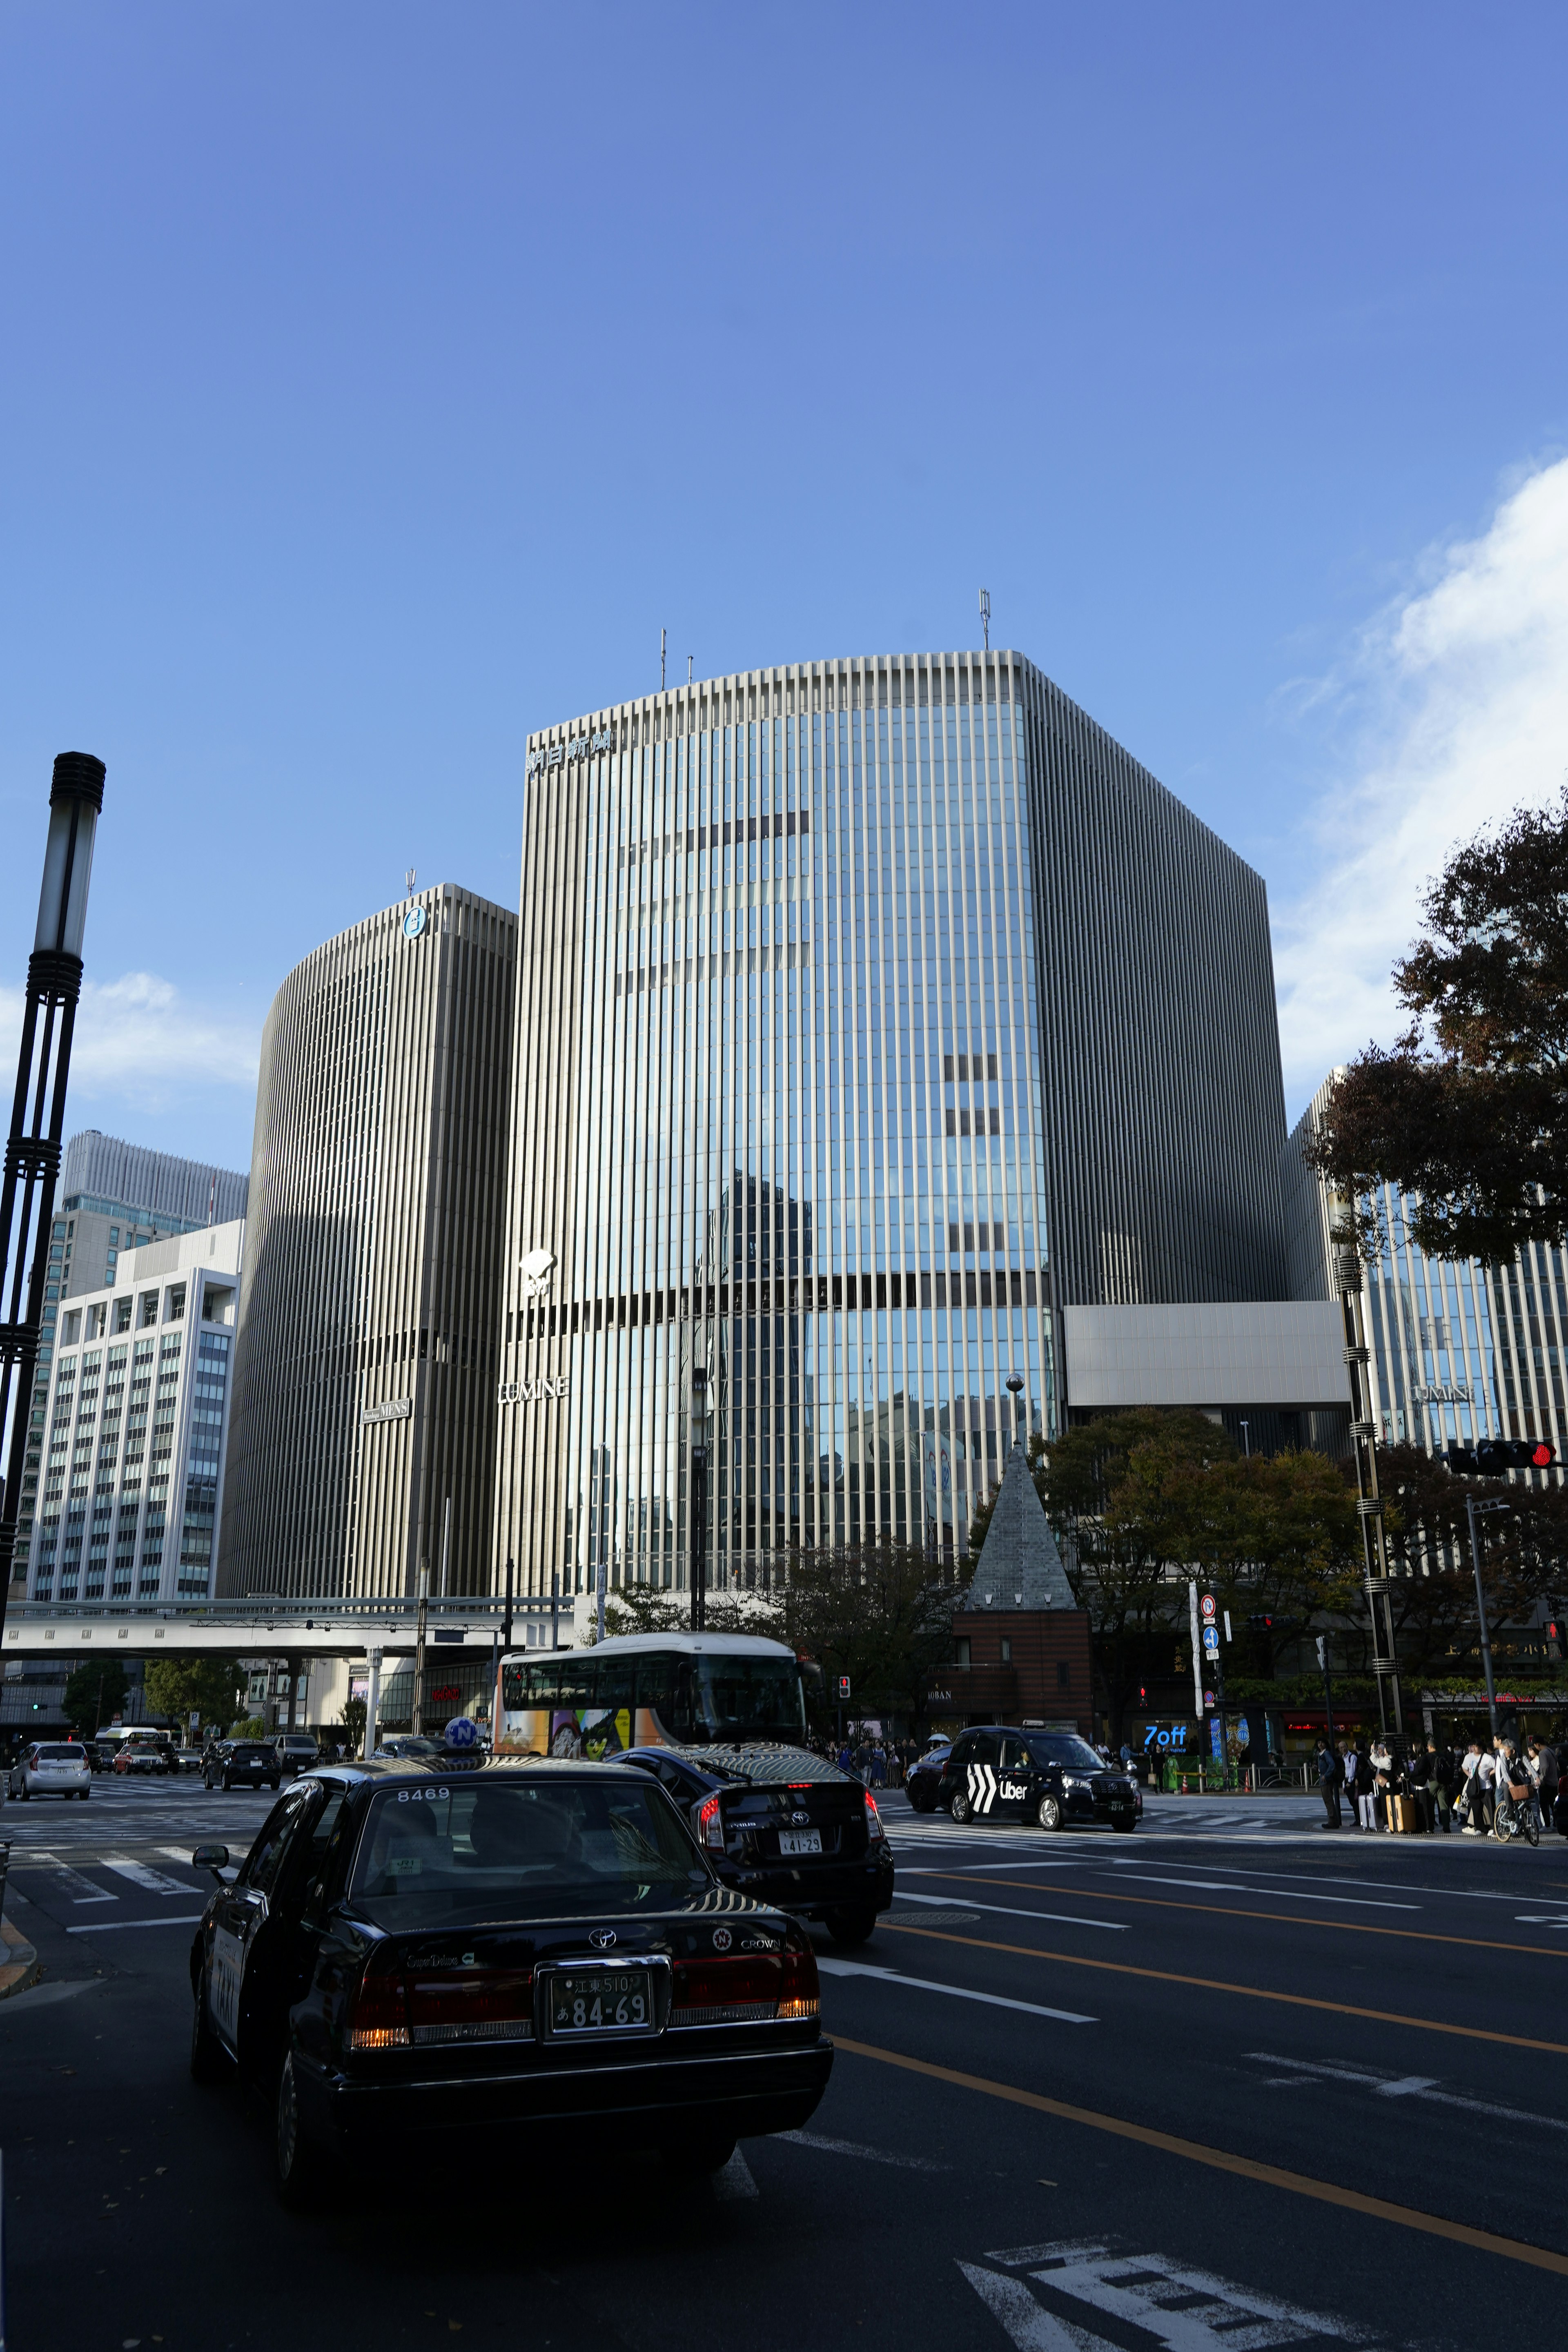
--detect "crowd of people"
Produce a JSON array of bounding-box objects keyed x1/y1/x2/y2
[{"x1": 1313, "y1": 1729, "x2": 1567, "y2": 1838}]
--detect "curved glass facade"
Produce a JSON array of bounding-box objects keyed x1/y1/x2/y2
[{"x1": 496, "y1": 650, "x2": 1285, "y2": 1605}]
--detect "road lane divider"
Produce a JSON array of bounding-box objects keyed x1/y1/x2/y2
[
  {"x1": 65, "y1": 1915, "x2": 205, "y2": 1934},
  {"x1": 835, "y1": 2036, "x2": 1568, "y2": 2278},
  {"x1": 894, "y1": 1890, "x2": 1128, "y2": 1933},
  {"x1": 881, "y1": 1922, "x2": 1568, "y2": 2055},
  {"x1": 906, "y1": 1871, "x2": 1568, "y2": 1960},
  {"x1": 818, "y1": 1954, "x2": 1095, "y2": 2025}
]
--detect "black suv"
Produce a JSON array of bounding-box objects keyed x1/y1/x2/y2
[
  {"x1": 938, "y1": 1726, "x2": 1136, "y2": 1832},
  {"x1": 615, "y1": 1744, "x2": 895, "y2": 1944}
]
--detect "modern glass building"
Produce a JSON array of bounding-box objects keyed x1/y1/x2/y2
[
  {"x1": 219, "y1": 885, "x2": 517, "y2": 1600},
  {"x1": 495, "y1": 650, "x2": 1287, "y2": 1608},
  {"x1": 1286, "y1": 1069, "x2": 1568, "y2": 1465}
]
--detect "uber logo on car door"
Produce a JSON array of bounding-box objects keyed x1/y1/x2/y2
[
  {"x1": 967, "y1": 1763, "x2": 999, "y2": 1811},
  {"x1": 210, "y1": 1925, "x2": 245, "y2": 2045}
]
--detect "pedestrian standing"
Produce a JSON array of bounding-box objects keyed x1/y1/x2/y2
[
  {"x1": 1315, "y1": 1737, "x2": 1342, "y2": 1829},
  {"x1": 1405, "y1": 1740, "x2": 1434, "y2": 1833},
  {"x1": 1430, "y1": 1738, "x2": 1454, "y2": 1833}
]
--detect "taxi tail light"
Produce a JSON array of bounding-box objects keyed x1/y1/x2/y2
[
  {"x1": 405, "y1": 1968, "x2": 535, "y2": 2046},
  {"x1": 343, "y1": 1962, "x2": 410, "y2": 2052},
  {"x1": 696, "y1": 1793, "x2": 726, "y2": 1850},
  {"x1": 778, "y1": 1938, "x2": 820, "y2": 2022},
  {"x1": 863, "y1": 1790, "x2": 885, "y2": 1841}
]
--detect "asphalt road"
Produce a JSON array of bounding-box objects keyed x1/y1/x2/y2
[{"x1": 4, "y1": 1778, "x2": 1568, "y2": 2352}]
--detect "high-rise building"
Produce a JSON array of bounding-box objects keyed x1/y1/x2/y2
[
  {"x1": 21, "y1": 1222, "x2": 243, "y2": 1606},
  {"x1": 1285, "y1": 1069, "x2": 1566, "y2": 1464},
  {"x1": 54, "y1": 1130, "x2": 249, "y2": 1301},
  {"x1": 494, "y1": 651, "x2": 1287, "y2": 1606},
  {"x1": 218, "y1": 886, "x2": 516, "y2": 1600}
]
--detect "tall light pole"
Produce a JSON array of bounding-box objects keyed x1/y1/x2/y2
[
  {"x1": 1465, "y1": 1492, "x2": 1508, "y2": 1742},
  {"x1": 0, "y1": 753, "x2": 106, "y2": 1643},
  {"x1": 690, "y1": 1363, "x2": 708, "y2": 1633},
  {"x1": 1330, "y1": 1210, "x2": 1403, "y2": 1735}
]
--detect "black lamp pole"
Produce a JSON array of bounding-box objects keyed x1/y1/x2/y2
[
  {"x1": 690, "y1": 1365, "x2": 708, "y2": 1633},
  {"x1": 0, "y1": 753, "x2": 106, "y2": 1644}
]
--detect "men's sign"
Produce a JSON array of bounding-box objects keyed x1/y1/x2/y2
[{"x1": 362, "y1": 1396, "x2": 412, "y2": 1427}]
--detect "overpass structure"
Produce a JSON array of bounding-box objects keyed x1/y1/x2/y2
[{"x1": 3, "y1": 1596, "x2": 568, "y2": 1664}]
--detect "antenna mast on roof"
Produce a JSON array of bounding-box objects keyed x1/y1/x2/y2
[
  {"x1": 660, "y1": 628, "x2": 666, "y2": 690},
  {"x1": 687, "y1": 654, "x2": 693, "y2": 683},
  {"x1": 405, "y1": 866, "x2": 415, "y2": 899},
  {"x1": 979, "y1": 588, "x2": 991, "y2": 653}
]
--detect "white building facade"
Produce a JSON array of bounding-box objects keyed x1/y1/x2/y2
[{"x1": 19, "y1": 1222, "x2": 243, "y2": 1607}]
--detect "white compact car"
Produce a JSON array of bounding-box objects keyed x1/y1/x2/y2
[{"x1": 7, "y1": 1741, "x2": 93, "y2": 1800}]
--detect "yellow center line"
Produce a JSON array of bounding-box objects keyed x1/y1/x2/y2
[
  {"x1": 880, "y1": 1922, "x2": 1568, "y2": 2056},
  {"x1": 906, "y1": 1868, "x2": 1568, "y2": 1959},
  {"x1": 834, "y1": 2036, "x2": 1568, "y2": 2278}
]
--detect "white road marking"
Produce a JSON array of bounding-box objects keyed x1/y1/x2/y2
[
  {"x1": 818, "y1": 1954, "x2": 1095, "y2": 2025},
  {"x1": 775, "y1": 2128, "x2": 949, "y2": 2170},
  {"x1": 1077, "y1": 1871, "x2": 1418, "y2": 1911},
  {"x1": 159, "y1": 1847, "x2": 203, "y2": 1866},
  {"x1": 65, "y1": 1914, "x2": 205, "y2": 1933},
  {"x1": 963, "y1": 2241, "x2": 1373, "y2": 2348},
  {"x1": 102, "y1": 1857, "x2": 188, "y2": 1893},
  {"x1": 1245, "y1": 2049, "x2": 1568, "y2": 2134},
  {"x1": 713, "y1": 2148, "x2": 758, "y2": 2201},
  {"x1": 893, "y1": 1890, "x2": 1127, "y2": 1933},
  {"x1": 1515, "y1": 1914, "x2": 1568, "y2": 1927},
  {"x1": 42, "y1": 1864, "x2": 116, "y2": 1904}
]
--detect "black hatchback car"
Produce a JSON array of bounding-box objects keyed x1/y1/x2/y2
[
  {"x1": 938, "y1": 1726, "x2": 1137, "y2": 1832},
  {"x1": 187, "y1": 1755, "x2": 832, "y2": 2205},
  {"x1": 614, "y1": 1744, "x2": 895, "y2": 1945},
  {"x1": 205, "y1": 1740, "x2": 281, "y2": 1792}
]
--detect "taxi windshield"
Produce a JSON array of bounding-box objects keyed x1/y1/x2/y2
[
  {"x1": 1025, "y1": 1733, "x2": 1106, "y2": 1773},
  {"x1": 347, "y1": 1777, "x2": 712, "y2": 1925}
]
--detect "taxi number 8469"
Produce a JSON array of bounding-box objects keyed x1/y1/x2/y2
[{"x1": 549, "y1": 1972, "x2": 651, "y2": 2034}]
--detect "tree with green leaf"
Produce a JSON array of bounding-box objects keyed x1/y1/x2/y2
[
  {"x1": 775, "y1": 1537, "x2": 962, "y2": 1731},
  {"x1": 1305, "y1": 789, "x2": 1568, "y2": 1261},
  {"x1": 62, "y1": 1658, "x2": 129, "y2": 1735},
  {"x1": 141, "y1": 1654, "x2": 247, "y2": 1735}
]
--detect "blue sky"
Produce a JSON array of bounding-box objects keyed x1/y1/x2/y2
[{"x1": 3, "y1": 3, "x2": 1566, "y2": 1173}]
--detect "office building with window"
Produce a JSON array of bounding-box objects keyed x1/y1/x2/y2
[
  {"x1": 494, "y1": 650, "x2": 1288, "y2": 1607},
  {"x1": 20, "y1": 1221, "x2": 243, "y2": 1605},
  {"x1": 54, "y1": 1129, "x2": 248, "y2": 1301},
  {"x1": 1285, "y1": 1069, "x2": 1568, "y2": 1467},
  {"x1": 218, "y1": 886, "x2": 517, "y2": 1601}
]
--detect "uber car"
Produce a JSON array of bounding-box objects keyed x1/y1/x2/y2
[
  {"x1": 186, "y1": 1755, "x2": 832, "y2": 2205},
  {"x1": 938, "y1": 1725, "x2": 1138, "y2": 1831},
  {"x1": 207, "y1": 1741, "x2": 282, "y2": 1792},
  {"x1": 614, "y1": 1745, "x2": 895, "y2": 1945},
  {"x1": 7, "y1": 1740, "x2": 92, "y2": 1800}
]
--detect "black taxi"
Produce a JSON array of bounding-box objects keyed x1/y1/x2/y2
[
  {"x1": 187, "y1": 1753, "x2": 832, "y2": 2206},
  {"x1": 613, "y1": 1743, "x2": 895, "y2": 1945},
  {"x1": 938, "y1": 1725, "x2": 1138, "y2": 1832}
]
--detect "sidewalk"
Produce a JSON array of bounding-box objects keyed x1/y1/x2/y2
[{"x1": 0, "y1": 1912, "x2": 41, "y2": 2000}]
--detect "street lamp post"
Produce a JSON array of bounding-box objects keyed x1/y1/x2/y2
[
  {"x1": 690, "y1": 1365, "x2": 708, "y2": 1633},
  {"x1": 0, "y1": 753, "x2": 107, "y2": 1644},
  {"x1": 1465, "y1": 1492, "x2": 1509, "y2": 1742},
  {"x1": 1330, "y1": 1214, "x2": 1403, "y2": 1735}
]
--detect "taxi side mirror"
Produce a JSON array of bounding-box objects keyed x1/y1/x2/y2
[{"x1": 192, "y1": 1843, "x2": 230, "y2": 1882}]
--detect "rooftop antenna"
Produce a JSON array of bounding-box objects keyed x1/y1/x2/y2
[
  {"x1": 979, "y1": 588, "x2": 991, "y2": 653},
  {"x1": 687, "y1": 654, "x2": 693, "y2": 684},
  {"x1": 405, "y1": 866, "x2": 416, "y2": 899},
  {"x1": 660, "y1": 627, "x2": 666, "y2": 690}
]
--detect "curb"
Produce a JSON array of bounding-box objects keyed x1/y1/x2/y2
[{"x1": 0, "y1": 1913, "x2": 42, "y2": 2001}]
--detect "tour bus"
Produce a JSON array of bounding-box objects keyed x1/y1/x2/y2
[{"x1": 496, "y1": 1632, "x2": 814, "y2": 1758}]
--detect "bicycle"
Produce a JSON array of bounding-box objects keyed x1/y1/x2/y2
[{"x1": 1492, "y1": 1789, "x2": 1540, "y2": 1846}]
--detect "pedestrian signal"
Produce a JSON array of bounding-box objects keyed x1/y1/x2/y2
[{"x1": 836, "y1": 1675, "x2": 851, "y2": 1702}]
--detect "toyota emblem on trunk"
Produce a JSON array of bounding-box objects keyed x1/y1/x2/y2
[
  {"x1": 791, "y1": 1809, "x2": 810, "y2": 1824},
  {"x1": 589, "y1": 1927, "x2": 617, "y2": 1950}
]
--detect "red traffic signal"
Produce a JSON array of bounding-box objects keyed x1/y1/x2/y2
[
  {"x1": 836, "y1": 1675, "x2": 852, "y2": 1702},
  {"x1": 1445, "y1": 1438, "x2": 1557, "y2": 1474}
]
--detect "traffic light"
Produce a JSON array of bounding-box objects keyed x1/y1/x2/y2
[
  {"x1": 836, "y1": 1675, "x2": 851, "y2": 1702},
  {"x1": 1247, "y1": 1613, "x2": 1274, "y2": 1630},
  {"x1": 1445, "y1": 1439, "x2": 1556, "y2": 1474}
]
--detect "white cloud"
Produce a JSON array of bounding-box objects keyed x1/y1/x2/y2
[
  {"x1": 1273, "y1": 452, "x2": 1568, "y2": 1113},
  {"x1": 0, "y1": 970, "x2": 259, "y2": 1109}
]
